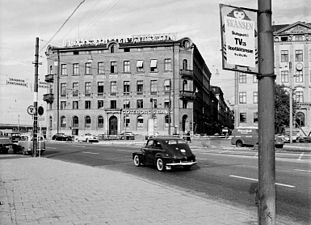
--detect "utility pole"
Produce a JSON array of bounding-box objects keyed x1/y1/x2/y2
[
  {"x1": 32, "y1": 37, "x2": 39, "y2": 157},
  {"x1": 258, "y1": 0, "x2": 276, "y2": 224},
  {"x1": 289, "y1": 62, "x2": 293, "y2": 143},
  {"x1": 56, "y1": 50, "x2": 60, "y2": 134}
]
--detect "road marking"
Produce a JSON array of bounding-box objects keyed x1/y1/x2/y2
[
  {"x1": 82, "y1": 151, "x2": 99, "y2": 155},
  {"x1": 294, "y1": 169, "x2": 311, "y2": 173},
  {"x1": 46, "y1": 147, "x2": 57, "y2": 149},
  {"x1": 298, "y1": 153, "x2": 304, "y2": 160},
  {"x1": 229, "y1": 175, "x2": 295, "y2": 188}
]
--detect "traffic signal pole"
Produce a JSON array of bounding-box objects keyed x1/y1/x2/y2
[
  {"x1": 257, "y1": 0, "x2": 276, "y2": 224},
  {"x1": 32, "y1": 37, "x2": 39, "y2": 157}
]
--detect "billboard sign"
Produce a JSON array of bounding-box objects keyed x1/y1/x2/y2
[{"x1": 220, "y1": 4, "x2": 258, "y2": 74}]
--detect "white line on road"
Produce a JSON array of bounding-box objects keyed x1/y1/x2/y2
[
  {"x1": 294, "y1": 169, "x2": 311, "y2": 173},
  {"x1": 229, "y1": 175, "x2": 296, "y2": 188},
  {"x1": 298, "y1": 153, "x2": 304, "y2": 160},
  {"x1": 82, "y1": 151, "x2": 99, "y2": 155},
  {"x1": 46, "y1": 147, "x2": 57, "y2": 149}
]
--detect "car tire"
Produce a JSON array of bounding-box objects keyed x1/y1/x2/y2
[
  {"x1": 133, "y1": 155, "x2": 141, "y2": 167},
  {"x1": 183, "y1": 165, "x2": 192, "y2": 171},
  {"x1": 236, "y1": 140, "x2": 243, "y2": 147},
  {"x1": 275, "y1": 144, "x2": 283, "y2": 149},
  {"x1": 156, "y1": 158, "x2": 166, "y2": 172}
]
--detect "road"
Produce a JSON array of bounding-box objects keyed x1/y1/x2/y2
[{"x1": 44, "y1": 141, "x2": 311, "y2": 225}]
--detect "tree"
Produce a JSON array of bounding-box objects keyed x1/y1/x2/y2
[{"x1": 274, "y1": 84, "x2": 295, "y2": 133}]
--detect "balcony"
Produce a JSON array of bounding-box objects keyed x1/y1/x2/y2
[
  {"x1": 180, "y1": 69, "x2": 193, "y2": 79},
  {"x1": 43, "y1": 93, "x2": 54, "y2": 104},
  {"x1": 45, "y1": 74, "x2": 54, "y2": 83},
  {"x1": 180, "y1": 90, "x2": 195, "y2": 100}
]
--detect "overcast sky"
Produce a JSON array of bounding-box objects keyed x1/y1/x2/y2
[{"x1": 0, "y1": 0, "x2": 309, "y2": 106}]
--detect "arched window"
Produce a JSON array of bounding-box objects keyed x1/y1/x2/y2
[
  {"x1": 110, "y1": 45, "x2": 115, "y2": 53},
  {"x1": 137, "y1": 115, "x2": 144, "y2": 128},
  {"x1": 182, "y1": 59, "x2": 188, "y2": 70},
  {"x1": 49, "y1": 116, "x2": 52, "y2": 130},
  {"x1": 60, "y1": 116, "x2": 66, "y2": 128},
  {"x1": 72, "y1": 116, "x2": 79, "y2": 128},
  {"x1": 98, "y1": 116, "x2": 104, "y2": 128},
  {"x1": 49, "y1": 65, "x2": 53, "y2": 74},
  {"x1": 165, "y1": 115, "x2": 171, "y2": 127},
  {"x1": 85, "y1": 116, "x2": 91, "y2": 128}
]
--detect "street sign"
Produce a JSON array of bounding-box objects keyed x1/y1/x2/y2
[
  {"x1": 220, "y1": 4, "x2": 258, "y2": 74},
  {"x1": 27, "y1": 105, "x2": 36, "y2": 115}
]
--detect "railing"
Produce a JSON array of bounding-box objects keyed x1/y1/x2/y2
[
  {"x1": 43, "y1": 93, "x2": 54, "y2": 103},
  {"x1": 180, "y1": 69, "x2": 193, "y2": 78}
]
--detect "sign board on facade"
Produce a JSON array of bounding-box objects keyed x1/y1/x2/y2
[
  {"x1": 6, "y1": 77, "x2": 28, "y2": 87},
  {"x1": 220, "y1": 4, "x2": 258, "y2": 74}
]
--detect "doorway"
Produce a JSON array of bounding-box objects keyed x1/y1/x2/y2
[{"x1": 109, "y1": 116, "x2": 118, "y2": 135}]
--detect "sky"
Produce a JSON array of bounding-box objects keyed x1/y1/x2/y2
[{"x1": 0, "y1": 0, "x2": 309, "y2": 125}]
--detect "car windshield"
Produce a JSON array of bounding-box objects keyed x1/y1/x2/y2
[{"x1": 164, "y1": 139, "x2": 187, "y2": 145}]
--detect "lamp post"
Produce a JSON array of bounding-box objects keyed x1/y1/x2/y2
[
  {"x1": 289, "y1": 62, "x2": 293, "y2": 143},
  {"x1": 168, "y1": 79, "x2": 171, "y2": 135}
]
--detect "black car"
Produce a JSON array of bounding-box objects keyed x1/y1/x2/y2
[
  {"x1": 132, "y1": 136, "x2": 196, "y2": 171},
  {"x1": 52, "y1": 133, "x2": 72, "y2": 141}
]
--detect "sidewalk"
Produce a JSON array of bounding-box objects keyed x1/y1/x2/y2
[{"x1": 0, "y1": 155, "x2": 300, "y2": 225}]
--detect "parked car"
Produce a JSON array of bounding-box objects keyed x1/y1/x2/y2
[
  {"x1": 52, "y1": 133, "x2": 72, "y2": 141},
  {"x1": 13, "y1": 134, "x2": 45, "y2": 155},
  {"x1": 231, "y1": 127, "x2": 284, "y2": 148},
  {"x1": 132, "y1": 136, "x2": 197, "y2": 172},
  {"x1": 75, "y1": 133, "x2": 98, "y2": 143},
  {"x1": 0, "y1": 131, "x2": 12, "y2": 154},
  {"x1": 119, "y1": 132, "x2": 135, "y2": 140},
  {"x1": 297, "y1": 132, "x2": 311, "y2": 143}
]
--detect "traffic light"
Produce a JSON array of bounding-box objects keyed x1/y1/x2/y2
[{"x1": 38, "y1": 106, "x2": 44, "y2": 116}]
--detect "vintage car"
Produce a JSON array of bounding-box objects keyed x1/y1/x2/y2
[
  {"x1": 132, "y1": 136, "x2": 197, "y2": 171},
  {"x1": 14, "y1": 134, "x2": 46, "y2": 155},
  {"x1": 52, "y1": 133, "x2": 72, "y2": 141},
  {"x1": 75, "y1": 133, "x2": 99, "y2": 143},
  {"x1": 119, "y1": 132, "x2": 135, "y2": 140}
]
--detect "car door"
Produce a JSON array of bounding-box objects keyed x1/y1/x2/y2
[{"x1": 143, "y1": 140, "x2": 155, "y2": 165}]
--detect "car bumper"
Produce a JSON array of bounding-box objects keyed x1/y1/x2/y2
[{"x1": 166, "y1": 161, "x2": 197, "y2": 166}]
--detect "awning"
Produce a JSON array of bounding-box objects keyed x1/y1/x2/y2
[
  {"x1": 150, "y1": 59, "x2": 157, "y2": 67},
  {"x1": 136, "y1": 60, "x2": 143, "y2": 67}
]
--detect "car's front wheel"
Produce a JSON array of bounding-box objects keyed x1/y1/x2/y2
[
  {"x1": 133, "y1": 155, "x2": 141, "y2": 167},
  {"x1": 156, "y1": 158, "x2": 166, "y2": 172}
]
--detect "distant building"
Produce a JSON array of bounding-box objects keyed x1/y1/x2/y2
[
  {"x1": 234, "y1": 21, "x2": 311, "y2": 129},
  {"x1": 44, "y1": 35, "x2": 219, "y2": 138},
  {"x1": 211, "y1": 86, "x2": 234, "y2": 132}
]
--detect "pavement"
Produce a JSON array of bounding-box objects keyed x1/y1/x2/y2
[{"x1": 0, "y1": 137, "x2": 308, "y2": 225}]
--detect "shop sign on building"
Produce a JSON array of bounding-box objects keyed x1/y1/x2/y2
[{"x1": 220, "y1": 4, "x2": 258, "y2": 74}]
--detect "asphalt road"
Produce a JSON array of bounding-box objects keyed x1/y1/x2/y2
[{"x1": 44, "y1": 141, "x2": 311, "y2": 225}]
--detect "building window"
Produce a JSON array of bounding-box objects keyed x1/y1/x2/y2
[
  {"x1": 73, "y1": 101, "x2": 79, "y2": 109},
  {"x1": 253, "y1": 112, "x2": 258, "y2": 123},
  {"x1": 182, "y1": 100, "x2": 188, "y2": 109},
  {"x1": 151, "y1": 99, "x2": 157, "y2": 109},
  {"x1": 123, "y1": 81, "x2": 130, "y2": 95},
  {"x1": 60, "y1": 116, "x2": 66, "y2": 128},
  {"x1": 60, "y1": 101, "x2": 66, "y2": 110},
  {"x1": 72, "y1": 116, "x2": 79, "y2": 127},
  {"x1": 240, "y1": 113, "x2": 246, "y2": 123},
  {"x1": 281, "y1": 71, "x2": 289, "y2": 83},
  {"x1": 110, "y1": 61, "x2": 117, "y2": 73},
  {"x1": 164, "y1": 79, "x2": 171, "y2": 93},
  {"x1": 150, "y1": 59, "x2": 158, "y2": 72},
  {"x1": 123, "y1": 100, "x2": 130, "y2": 109},
  {"x1": 295, "y1": 91, "x2": 303, "y2": 103},
  {"x1": 60, "y1": 83, "x2": 66, "y2": 96},
  {"x1": 85, "y1": 100, "x2": 91, "y2": 109},
  {"x1": 98, "y1": 116, "x2": 104, "y2": 128},
  {"x1": 124, "y1": 116, "x2": 130, "y2": 127},
  {"x1": 85, "y1": 62, "x2": 91, "y2": 75},
  {"x1": 110, "y1": 81, "x2": 117, "y2": 95},
  {"x1": 239, "y1": 73, "x2": 247, "y2": 83},
  {"x1": 239, "y1": 92, "x2": 247, "y2": 104},
  {"x1": 164, "y1": 100, "x2": 170, "y2": 108},
  {"x1": 182, "y1": 59, "x2": 188, "y2": 70},
  {"x1": 85, "y1": 82, "x2": 91, "y2": 96},
  {"x1": 85, "y1": 116, "x2": 91, "y2": 128},
  {"x1": 137, "y1": 115, "x2": 144, "y2": 128},
  {"x1": 295, "y1": 70, "x2": 303, "y2": 83},
  {"x1": 98, "y1": 100, "x2": 104, "y2": 109},
  {"x1": 110, "y1": 45, "x2": 115, "y2": 53},
  {"x1": 73, "y1": 63, "x2": 79, "y2": 75},
  {"x1": 97, "y1": 82, "x2": 104, "y2": 96},
  {"x1": 61, "y1": 64, "x2": 67, "y2": 75},
  {"x1": 137, "y1": 99, "x2": 143, "y2": 108},
  {"x1": 150, "y1": 80, "x2": 157, "y2": 95},
  {"x1": 110, "y1": 100, "x2": 117, "y2": 109},
  {"x1": 164, "y1": 58, "x2": 172, "y2": 71},
  {"x1": 98, "y1": 62, "x2": 104, "y2": 74},
  {"x1": 295, "y1": 50, "x2": 303, "y2": 62},
  {"x1": 281, "y1": 50, "x2": 289, "y2": 62},
  {"x1": 123, "y1": 61, "x2": 130, "y2": 73},
  {"x1": 72, "y1": 82, "x2": 79, "y2": 96},
  {"x1": 136, "y1": 60, "x2": 144, "y2": 72},
  {"x1": 137, "y1": 80, "x2": 143, "y2": 94},
  {"x1": 165, "y1": 115, "x2": 171, "y2": 127},
  {"x1": 253, "y1": 92, "x2": 258, "y2": 104},
  {"x1": 49, "y1": 65, "x2": 53, "y2": 74}
]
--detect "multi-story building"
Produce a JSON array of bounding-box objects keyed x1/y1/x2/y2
[
  {"x1": 43, "y1": 34, "x2": 218, "y2": 138},
  {"x1": 234, "y1": 21, "x2": 311, "y2": 129}
]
